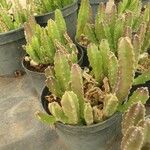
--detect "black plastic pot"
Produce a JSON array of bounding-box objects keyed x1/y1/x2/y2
[
  {"x1": 22, "y1": 47, "x2": 83, "y2": 95},
  {"x1": 78, "y1": 0, "x2": 108, "y2": 18},
  {"x1": 35, "y1": 1, "x2": 78, "y2": 40},
  {"x1": 22, "y1": 60, "x2": 46, "y2": 95},
  {"x1": 0, "y1": 28, "x2": 26, "y2": 77},
  {"x1": 41, "y1": 86, "x2": 122, "y2": 150}
]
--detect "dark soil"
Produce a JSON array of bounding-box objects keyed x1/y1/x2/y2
[{"x1": 23, "y1": 59, "x2": 52, "y2": 73}]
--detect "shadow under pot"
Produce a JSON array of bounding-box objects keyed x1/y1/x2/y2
[
  {"x1": 0, "y1": 27, "x2": 26, "y2": 77},
  {"x1": 130, "y1": 72, "x2": 150, "y2": 106},
  {"x1": 35, "y1": 0, "x2": 78, "y2": 40},
  {"x1": 41, "y1": 86, "x2": 122, "y2": 150},
  {"x1": 22, "y1": 47, "x2": 84, "y2": 95}
]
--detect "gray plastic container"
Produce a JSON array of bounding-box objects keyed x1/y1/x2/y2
[
  {"x1": 35, "y1": 1, "x2": 78, "y2": 40},
  {"x1": 56, "y1": 113, "x2": 122, "y2": 150},
  {"x1": 78, "y1": 0, "x2": 108, "y2": 18},
  {"x1": 0, "y1": 28, "x2": 26, "y2": 77},
  {"x1": 41, "y1": 87, "x2": 122, "y2": 150},
  {"x1": 22, "y1": 60, "x2": 46, "y2": 95},
  {"x1": 22, "y1": 47, "x2": 83, "y2": 95}
]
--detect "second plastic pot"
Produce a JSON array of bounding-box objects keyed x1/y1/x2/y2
[
  {"x1": 22, "y1": 47, "x2": 83, "y2": 95},
  {"x1": 41, "y1": 87, "x2": 122, "y2": 150},
  {"x1": 35, "y1": 1, "x2": 78, "y2": 40},
  {"x1": 22, "y1": 60, "x2": 46, "y2": 95}
]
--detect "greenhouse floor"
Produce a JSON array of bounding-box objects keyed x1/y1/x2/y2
[
  {"x1": 0, "y1": 74, "x2": 150, "y2": 150},
  {"x1": 0, "y1": 74, "x2": 68, "y2": 150}
]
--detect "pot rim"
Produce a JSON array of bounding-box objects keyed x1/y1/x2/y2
[
  {"x1": 41, "y1": 86, "x2": 121, "y2": 133},
  {"x1": 0, "y1": 26, "x2": 25, "y2": 45},
  {"x1": 35, "y1": 0, "x2": 78, "y2": 18},
  {"x1": 56, "y1": 112, "x2": 120, "y2": 129},
  {"x1": 22, "y1": 46, "x2": 84, "y2": 74},
  {"x1": 0, "y1": 26, "x2": 24, "y2": 36},
  {"x1": 22, "y1": 58, "x2": 45, "y2": 75}
]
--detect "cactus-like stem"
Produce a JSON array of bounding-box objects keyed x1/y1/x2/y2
[
  {"x1": 115, "y1": 37, "x2": 135, "y2": 103},
  {"x1": 24, "y1": 16, "x2": 37, "y2": 43},
  {"x1": 0, "y1": 0, "x2": 12, "y2": 10},
  {"x1": 25, "y1": 36, "x2": 41, "y2": 63},
  {"x1": 47, "y1": 19, "x2": 62, "y2": 43},
  {"x1": 118, "y1": 0, "x2": 141, "y2": 14},
  {"x1": 54, "y1": 50, "x2": 71, "y2": 92},
  {"x1": 133, "y1": 34, "x2": 141, "y2": 68},
  {"x1": 99, "y1": 39, "x2": 110, "y2": 76},
  {"x1": 121, "y1": 126, "x2": 145, "y2": 150},
  {"x1": 84, "y1": 23, "x2": 98, "y2": 44},
  {"x1": 107, "y1": 51, "x2": 119, "y2": 92},
  {"x1": 48, "y1": 102, "x2": 68, "y2": 124},
  {"x1": 113, "y1": 16, "x2": 125, "y2": 51},
  {"x1": 125, "y1": 12, "x2": 133, "y2": 27},
  {"x1": 63, "y1": 32, "x2": 78, "y2": 54},
  {"x1": 103, "y1": 93, "x2": 119, "y2": 118},
  {"x1": 95, "y1": 20, "x2": 106, "y2": 42},
  {"x1": 46, "y1": 76, "x2": 63, "y2": 98},
  {"x1": 61, "y1": 91, "x2": 80, "y2": 125},
  {"x1": 45, "y1": 66, "x2": 55, "y2": 78},
  {"x1": 35, "y1": 111, "x2": 56, "y2": 125},
  {"x1": 76, "y1": 0, "x2": 92, "y2": 40},
  {"x1": 87, "y1": 43, "x2": 104, "y2": 83},
  {"x1": 124, "y1": 26, "x2": 132, "y2": 39},
  {"x1": 0, "y1": 9, "x2": 15, "y2": 31},
  {"x1": 84, "y1": 102, "x2": 94, "y2": 125},
  {"x1": 55, "y1": 9, "x2": 67, "y2": 36},
  {"x1": 137, "y1": 23, "x2": 146, "y2": 50},
  {"x1": 122, "y1": 102, "x2": 145, "y2": 135},
  {"x1": 133, "y1": 71, "x2": 150, "y2": 85},
  {"x1": 40, "y1": 29, "x2": 55, "y2": 64},
  {"x1": 95, "y1": 3, "x2": 106, "y2": 41},
  {"x1": 71, "y1": 64, "x2": 85, "y2": 119},
  {"x1": 93, "y1": 106, "x2": 103, "y2": 123},
  {"x1": 141, "y1": 21, "x2": 150, "y2": 52},
  {"x1": 119, "y1": 87, "x2": 149, "y2": 112},
  {"x1": 144, "y1": 119, "x2": 150, "y2": 144},
  {"x1": 138, "y1": 119, "x2": 150, "y2": 144}
]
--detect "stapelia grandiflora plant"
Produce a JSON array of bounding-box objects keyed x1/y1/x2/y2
[
  {"x1": 33, "y1": 0, "x2": 75, "y2": 14},
  {"x1": 24, "y1": 9, "x2": 77, "y2": 68},
  {"x1": 76, "y1": 0, "x2": 150, "y2": 87},
  {"x1": 76, "y1": 0, "x2": 150, "y2": 51},
  {"x1": 36, "y1": 37, "x2": 149, "y2": 126},
  {"x1": 0, "y1": 0, "x2": 33, "y2": 32},
  {"x1": 121, "y1": 102, "x2": 150, "y2": 150}
]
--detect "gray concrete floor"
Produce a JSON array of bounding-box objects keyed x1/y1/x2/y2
[{"x1": 0, "y1": 74, "x2": 67, "y2": 150}]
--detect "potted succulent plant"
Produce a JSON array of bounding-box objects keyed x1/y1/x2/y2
[
  {"x1": 0, "y1": 0, "x2": 32, "y2": 76},
  {"x1": 36, "y1": 37, "x2": 149, "y2": 150},
  {"x1": 22, "y1": 9, "x2": 82, "y2": 94},
  {"x1": 76, "y1": 0, "x2": 150, "y2": 101},
  {"x1": 33, "y1": 0, "x2": 78, "y2": 40},
  {"x1": 76, "y1": 0, "x2": 150, "y2": 60},
  {"x1": 121, "y1": 102, "x2": 150, "y2": 150}
]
